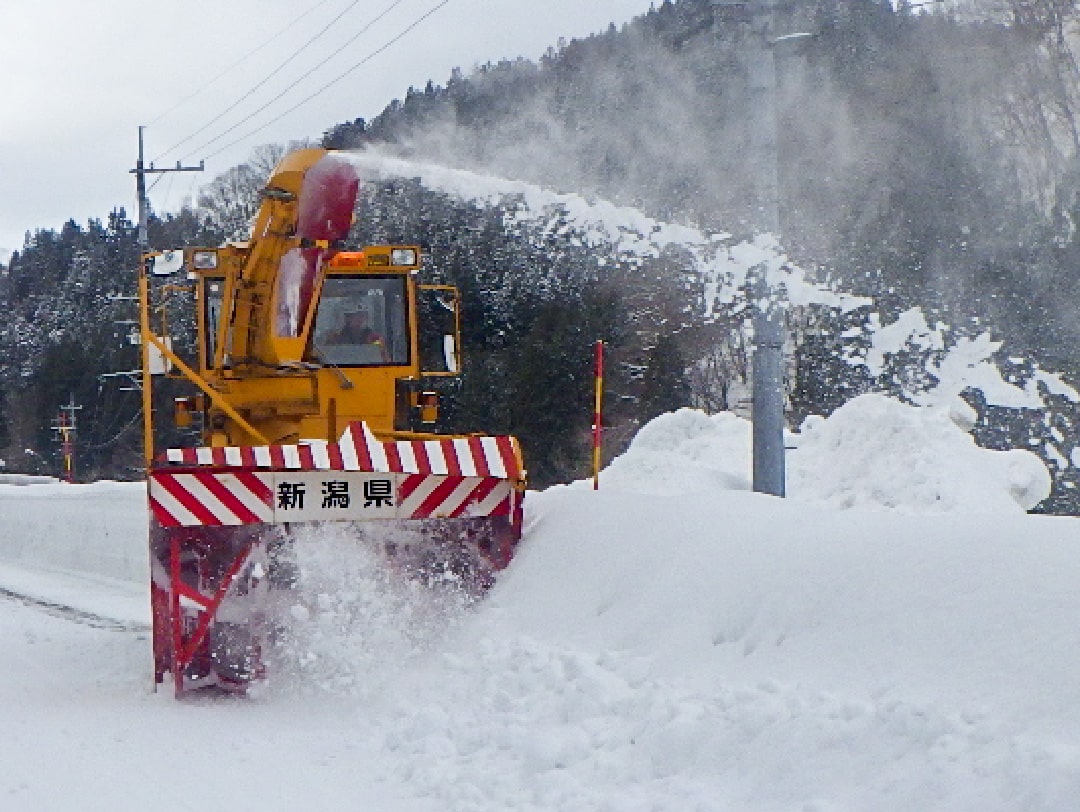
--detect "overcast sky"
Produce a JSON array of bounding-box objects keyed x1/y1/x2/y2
[{"x1": 0, "y1": 0, "x2": 652, "y2": 260}]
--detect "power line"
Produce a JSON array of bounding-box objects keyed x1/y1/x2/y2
[
  {"x1": 160, "y1": 170, "x2": 178, "y2": 212},
  {"x1": 130, "y1": 126, "x2": 203, "y2": 251},
  {"x1": 147, "y1": 0, "x2": 338, "y2": 128},
  {"x1": 182, "y1": 172, "x2": 199, "y2": 208},
  {"x1": 81, "y1": 409, "x2": 143, "y2": 453},
  {"x1": 155, "y1": 0, "x2": 367, "y2": 164},
  {"x1": 203, "y1": 0, "x2": 449, "y2": 162},
  {"x1": 184, "y1": 0, "x2": 414, "y2": 163}
]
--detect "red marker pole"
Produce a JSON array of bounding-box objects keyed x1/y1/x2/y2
[
  {"x1": 592, "y1": 340, "x2": 604, "y2": 490},
  {"x1": 59, "y1": 414, "x2": 74, "y2": 483}
]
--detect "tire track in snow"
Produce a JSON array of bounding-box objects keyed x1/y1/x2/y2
[{"x1": 0, "y1": 586, "x2": 149, "y2": 633}]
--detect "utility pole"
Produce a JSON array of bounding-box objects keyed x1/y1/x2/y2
[
  {"x1": 52, "y1": 395, "x2": 82, "y2": 483},
  {"x1": 747, "y1": 0, "x2": 786, "y2": 499},
  {"x1": 129, "y1": 128, "x2": 202, "y2": 471},
  {"x1": 130, "y1": 126, "x2": 204, "y2": 252},
  {"x1": 715, "y1": 0, "x2": 791, "y2": 497}
]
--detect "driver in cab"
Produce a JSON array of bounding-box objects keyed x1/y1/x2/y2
[{"x1": 326, "y1": 308, "x2": 389, "y2": 363}]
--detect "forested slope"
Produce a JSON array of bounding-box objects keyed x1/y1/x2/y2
[{"x1": 6, "y1": 0, "x2": 1080, "y2": 507}]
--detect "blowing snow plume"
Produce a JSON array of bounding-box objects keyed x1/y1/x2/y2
[
  {"x1": 342, "y1": 150, "x2": 867, "y2": 317},
  {"x1": 339, "y1": 148, "x2": 1080, "y2": 509},
  {"x1": 264, "y1": 522, "x2": 474, "y2": 699}
]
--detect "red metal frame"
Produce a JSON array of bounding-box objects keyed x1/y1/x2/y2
[
  {"x1": 168, "y1": 534, "x2": 258, "y2": 696},
  {"x1": 149, "y1": 481, "x2": 524, "y2": 697}
]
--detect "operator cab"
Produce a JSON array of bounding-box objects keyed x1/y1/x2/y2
[{"x1": 311, "y1": 275, "x2": 409, "y2": 367}]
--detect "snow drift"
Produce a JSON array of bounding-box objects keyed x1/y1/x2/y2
[
  {"x1": 355, "y1": 398, "x2": 1076, "y2": 811},
  {"x1": 0, "y1": 395, "x2": 1077, "y2": 811},
  {"x1": 592, "y1": 393, "x2": 1050, "y2": 513},
  {"x1": 0, "y1": 480, "x2": 146, "y2": 583}
]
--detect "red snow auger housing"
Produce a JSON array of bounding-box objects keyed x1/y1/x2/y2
[{"x1": 138, "y1": 148, "x2": 526, "y2": 695}]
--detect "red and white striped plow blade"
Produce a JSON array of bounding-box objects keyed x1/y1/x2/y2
[
  {"x1": 149, "y1": 470, "x2": 517, "y2": 529},
  {"x1": 161, "y1": 421, "x2": 524, "y2": 481}
]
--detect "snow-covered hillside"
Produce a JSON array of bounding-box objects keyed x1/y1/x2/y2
[{"x1": 0, "y1": 396, "x2": 1078, "y2": 811}]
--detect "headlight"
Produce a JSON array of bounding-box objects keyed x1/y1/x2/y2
[
  {"x1": 391, "y1": 248, "x2": 417, "y2": 266},
  {"x1": 192, "y1": 250, "x2": 218, "y2": 270}
]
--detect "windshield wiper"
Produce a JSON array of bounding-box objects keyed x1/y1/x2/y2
[{"x1": 310, "y1": 342, "x2": 354, "y2": 390}]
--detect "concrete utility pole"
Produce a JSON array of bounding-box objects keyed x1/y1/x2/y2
[
  {"x1": 129, "y1": 126, "x2": 204, "y2": 252},
  {"x1": 746, "y1": 0, "x2": 786, "y2": 499},
  {"x1": 715, "y1": 0, "x2": 788, "y2": 497}
]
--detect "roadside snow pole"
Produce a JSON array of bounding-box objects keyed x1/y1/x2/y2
[{"x1": 592, "y1": 340, "x2": 605, "y2": 490}]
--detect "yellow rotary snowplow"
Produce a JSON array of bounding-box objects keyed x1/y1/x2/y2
[{"x1": 138, "y1": 148, "x2": 526, "y2": 695}]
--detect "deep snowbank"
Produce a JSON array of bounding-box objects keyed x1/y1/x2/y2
[
  {"x1": 1, "y1": 395, "x2": 1078, "y2": 811},
  {"x1": 257, "y1": 396, "x2": 1076, "y2": 811},
  {"x1": 0, "y1": 480, "x2": 146, "y2": 582},
  {"x1": 341, "y1": 397, "x2": 1074, "y2": 810},
  {"x1": 594, "y1": 394, "x2": 1051, "y2": 513},
  {"x1": 790, "y1": 394, "x2": 1050, "y2": 512},
  {"x1": 418, "y1": 487, "x2": 1080, "y2": 810}
]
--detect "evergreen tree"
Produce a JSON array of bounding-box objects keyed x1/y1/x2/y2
[{"x1": 639, "y1": 333, "x2": 691, "y2": 422}]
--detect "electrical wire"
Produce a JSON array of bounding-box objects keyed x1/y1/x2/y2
[
  {"x1": 81, "y1": 409, "x2": 142, "y2": 452},
  {"x1": 160, "y1": 171, "x2": 178, "y2": 212},
  {"x1": 154, "y1": 0, "x2": 367, "y2": 164},
  {"x1": 182, "y1": 0, "x2": 413, "y2": 163},
  {"x1": 147, "y1": 0, "x2": 337, "y2": 128},
  {"x1": 144, "y1": 130, "x2": 198, "y2": 215},
  {"x1": 182, "y1": 173, "x2": 199, "y2": 208},
  {"x1": 201, "y1": 0, "x2": 448, "y2": 162}
]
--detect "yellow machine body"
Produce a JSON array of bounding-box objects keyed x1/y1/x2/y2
[
  {"x1": 141, "y1": 149, "x2": 526, "y2": 695},
  {"x1": 141, "y1": 148, "x2": 488, "y2": 459}
]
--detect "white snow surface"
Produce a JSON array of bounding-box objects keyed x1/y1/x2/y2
[
  {"x1": 595, "y1": 395, "x2": 1050, "y2": 514},
  {"x1": 1, "y1": 397, "x2": 1079, "y2": 811}
]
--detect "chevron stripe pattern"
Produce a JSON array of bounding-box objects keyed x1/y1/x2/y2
[
  {"x1": 160, "y1": 422, "x2": 523, "y2": 481},
  {"x1": 149, "y1": 423, "x2": 523, "y2": 529}
]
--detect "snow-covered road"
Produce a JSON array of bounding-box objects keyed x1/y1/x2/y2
[
  {"x1": 2, "y1": 397, "x2": 1080, "y2": 810},
  {"x1": 0, "y1": 587, "x2": 438, "y2": 812}
]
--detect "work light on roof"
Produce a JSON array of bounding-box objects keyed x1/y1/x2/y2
[
  {"x1": 192, "y1": 250, "x2": 218, "y2": 270},
  {"x1": 391, "y1": 248, "x2": 417, "y2": 266}
]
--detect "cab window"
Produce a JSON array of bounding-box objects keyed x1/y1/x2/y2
[
  {"x1": 311, "y1": 276, "x2": 409, "y2": 366},
  {"x1": 203, "y1": 277, "x2": 228, "y2": 367}
]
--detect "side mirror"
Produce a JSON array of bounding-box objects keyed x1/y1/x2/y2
[
  {"x1": 443, "y1": 335, "x2": 459, "y2": 374},
  {"x1": 419, "y1": 284, "x2": 462, "y2": 377},
  {"x1": 147, "y1": 336, "x2": 175, "y2": 375}
]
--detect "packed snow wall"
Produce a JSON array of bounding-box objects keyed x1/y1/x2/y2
[{"x1": 0, "y1": 481, "x2": 147, "y2": 584}]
